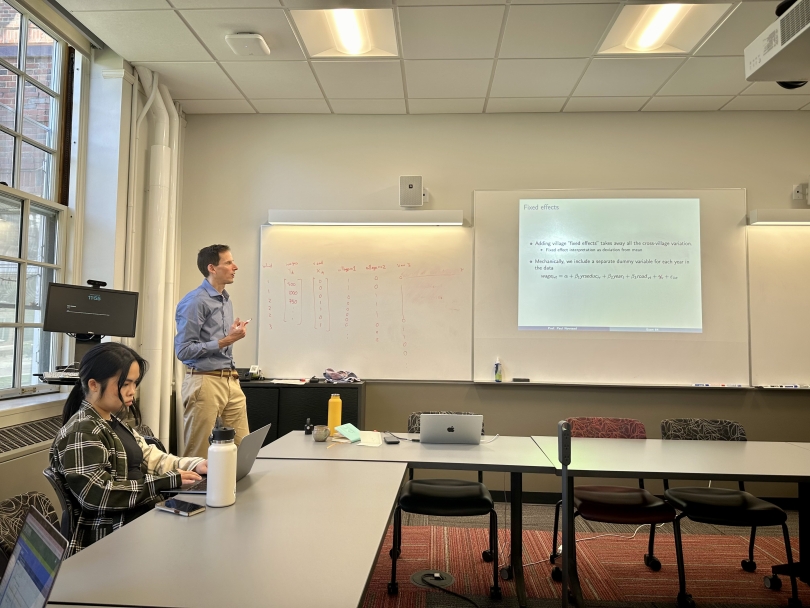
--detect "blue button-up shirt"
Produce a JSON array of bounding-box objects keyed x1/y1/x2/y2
[{"x1": 175, "y1": 280, "x2": 235, "y2": 371}]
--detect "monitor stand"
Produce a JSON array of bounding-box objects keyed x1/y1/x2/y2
[{"x1": 73, "y1": 334, "x2": 102, "y2": 363}]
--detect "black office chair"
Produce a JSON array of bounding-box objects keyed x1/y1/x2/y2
[
  {"x1": 661, "y1": 418, "x2": 801, "y2": 608},
  {"x1": 43, "y1": 467, "x2": 76, "y2": 542},
  {"x1": 388, "y1": 411, "x2": 501, "y2": 600},
  {"x1": 134, "y1": 423, "x2": 167, "y2": 453}
]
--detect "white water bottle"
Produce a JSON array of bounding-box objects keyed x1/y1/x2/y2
[{"x1": 206, "y1": 418, "x2": 237, "y2": 508}]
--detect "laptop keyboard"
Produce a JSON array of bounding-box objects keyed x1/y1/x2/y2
[{"x1": 183, "y1": 477, "x2": 207, "y2": 492}]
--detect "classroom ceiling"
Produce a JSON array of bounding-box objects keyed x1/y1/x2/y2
[{"x1": 58, "y1": 0, "x2": 810, "y2": 114}]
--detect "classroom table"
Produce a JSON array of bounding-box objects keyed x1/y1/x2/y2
[
  {"x1": 48, "y1": 459, "x2": 407, "y2": 608},
  {"x1": 258, "y1": 431, "x2": 556, "y2": 608},
  {"x1": 532, "y1": 435, "x2": 810, "y2": 608}
]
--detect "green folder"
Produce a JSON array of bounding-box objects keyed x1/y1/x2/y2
[{"x1": 335, "y1": 423, "x2": 361, "y2": 443}]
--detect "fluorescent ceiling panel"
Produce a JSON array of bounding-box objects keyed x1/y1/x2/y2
[
  {"x1": 749, "y1": 210, "x2": 810, "y2": 225},
  {"x1": 291, "y1": 9, "x2": 397, "y2": 58},
  {"x1": 599, "y1": 4, "x2": 731, "y2": 55}
]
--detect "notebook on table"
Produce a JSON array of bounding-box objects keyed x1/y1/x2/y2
[
  {"x1": 419, "y1": 414, "x2": 483, "y2": 445},
  {"x1": 168, "y1": 423, "x2": 271, "y2": 495},
  {"x1": 0, "y1": 507, "x2": 68, "y2": 608}
]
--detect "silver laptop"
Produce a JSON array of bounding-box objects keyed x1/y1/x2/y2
[
  {"x1": 169, "y1": 424, "x2": 271, "y2": 494},
  {"x1": 419, "y1": 414, "x2": 483, "y2": 445}
]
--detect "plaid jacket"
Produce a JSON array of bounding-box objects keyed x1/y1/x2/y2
[{"x1": 50, "y1": 402, "x2": 204, "y2": 556}]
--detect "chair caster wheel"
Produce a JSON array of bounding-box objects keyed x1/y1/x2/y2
[
  {"x1": 500, "y1": 566, "x2": 513, "y2": 581},
  {"x1": 490, "y1": 586, "x2": 503, "y2": 600},
  {"x1": 387, "y1": 582, "x2": 398, "y2": 595},
  {"x1": 551, "y1": 566, "x2": 562, "y2": 582},
  {"x1": 482, "y1": 549, "x2": 494, "y2": 562},
  {"x1": 389, "y1": 548, "x2": 401, "y2": 559},
  {"x1": 787, "y1": 598, "x2": 802, "y2": 608},
  {"x1": 549, "y1": 552, "x2": 558, "y2": 565},
  {"x1": 741, "y1": 559, "x2": 757, "y2": 573},
  {"x1": 644, "y1": 554, "x2": 661, "y2": 572},
  {"x1": 677, "y1": 592, "x2": 695, "y2": 608},
  {"x1": 764, "y1": 575, "x2": 782, "y2": 590}
]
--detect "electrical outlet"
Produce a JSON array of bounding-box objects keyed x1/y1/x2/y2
[{"x1": 792, "y1": 184, "x2": 806, "y2": 200}]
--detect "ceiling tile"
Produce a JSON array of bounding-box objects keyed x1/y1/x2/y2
[
  {"x1": 658, "y1": 57, "x2": 750, "y2": 96},
  {"x1": 313, "y1": 61, "x2": 403, "y2": 98},
  {"x1": 253, "y1": 99, "x2": 331, "y2": 113},
  {"x1": 398, "y1": 6, "x2": 505, "y2": 59},
  {"x1": 330, "y1": 99, "x2": 406, "y2": 114},
  {"x1": 642, "y1": 96, "x2": 732, "y2": 111},
  {"x1": 486, "y1": 98, "x2": 565, "y2": 113},
  {"x1": 408, "y1": 98, "x2": 484, "y2": 113},
  {"x1": 173, "y1": 0, "x2": 281, "y2": 6},
  {"x1": 283, "y1": 0, "x2": 390, "y2": 7},
  {"x1": 574, "y1": 58, "x2": 683, "y2": 97},
  {"x1": 132, "y1": 62, "x2": 243, "y2": 99},
  {"x1": 500, "y1": 4, "x2": 618, "y2": 59},
  {"x1": 404, "y1": 60, "x2": 492, "y2": 98},
  {"x1": 398, "y1": 0, "x2": 504, "y2": 5},
  {"x1": 62, "y1": 0, "x2": 169, "y2": 9},
  {"x1": 180, "y1": 9, "x2": 304, "y2": 61},
  {"x1": 490, "y1": 59, "x2": 588, "y2": 97},
  {"x1": 74, "y1": 11, "x2": 210, "y2": 62},
  {"x1": 722, "y1": 95, "x2": 810, "y2": 111},
  {"x1": 741, "y1": 82, "x2": 810, "y2": 95},
  {"x1": 696, "y1": 1, "x2": 779, "y2": 56},
  {"x1": 223, "y1": 61, "x2": 323, "y2": 98},
  {"x1": 178, "y1": 99, "x2": 254, "y2": 114},
  {"x1": 512, "y1": 0, "x2": 617, "y2": 3},
  {"x1": 564, "y1": 97, "x2": 648, "y2": 112}
]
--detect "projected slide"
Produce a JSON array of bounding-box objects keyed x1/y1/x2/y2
[{"x1": 518, "y1": 198, "x2": 702, "y2": 333}]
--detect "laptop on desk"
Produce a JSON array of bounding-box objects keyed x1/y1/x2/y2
[
  {"x1": 419, "y1": 414, "x2": 483, "y2": 445},
  {"x1": 168, "y1": 424, "x2": 271, "y2": 495},
  {"x1": 0, "y1": 508, "x2": 68, "y2": 608}
]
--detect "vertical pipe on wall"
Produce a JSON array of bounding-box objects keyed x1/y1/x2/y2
[
  {"x1": 158, "y1": 83, "x2": 179, "y2": 449},
  {"x1": 173, "y1": 102, "x2": 187, "y2": 455},
  {"x1": 134, "y1": 66, "x2": 171, "y2": 435}
]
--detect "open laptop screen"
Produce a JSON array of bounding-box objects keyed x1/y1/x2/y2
[{"x1": 0, "y1": 508, "x2": 67, "y2": 608}]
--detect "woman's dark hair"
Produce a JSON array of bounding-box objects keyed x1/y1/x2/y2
[
  {"x1": 62, "y1": 343, "x2": 148, "y2": 424},
  {"x1": 197, "y1": 244, "x2": 230, "y2": 277}
]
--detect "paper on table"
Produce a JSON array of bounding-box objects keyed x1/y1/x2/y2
[
  {"x1": 269, "y1": 379, "x2": 307, "y2": 385},
  {"x1": 358, "y1": 431, "x2": 382, "y2": 447}
]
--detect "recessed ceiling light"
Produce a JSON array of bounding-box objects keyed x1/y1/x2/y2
[
  {"x1": 599, "y1": 3, "x2": 732, "y2": 55},
  {"x1": 291, "y1": 9, "x2": 398, "y2": 58}
]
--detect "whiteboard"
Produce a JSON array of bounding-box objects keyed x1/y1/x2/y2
[
  {"x1": 749, "y1": 227, "x2": 810, "y2": 386},
  {"x1": 258, "y1": 226, "x2": 473, "y2": 381},
  {"x1": 473, "y1": 189, "x2": 750, "y2": 386}
]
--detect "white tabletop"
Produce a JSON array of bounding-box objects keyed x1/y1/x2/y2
[
  {"x1": 791, "y1": 442, "x2": 810, "y2": 452},
  {"x1": 532, "y1": 436, "x2": 810, "y2": 482},
  {"x1": 258, "y1": 431, "x2": 555, "y2": 473},
  {"x1": 48, "y1": 459, "x2": 406, "y2": 608}
]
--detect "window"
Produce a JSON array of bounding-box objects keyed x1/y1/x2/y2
[
  {"x1": 0, "y1": 0, "x2": 62, "y2": 200},
  {"x1": 0, "y1": 190, "x2": 63, "y2": 397}
]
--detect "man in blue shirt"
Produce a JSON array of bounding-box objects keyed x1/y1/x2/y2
[{"x1": 175, "y1": 244, "x2": 250, "y2": 458}]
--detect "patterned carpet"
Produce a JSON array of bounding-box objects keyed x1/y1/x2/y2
[{"x1": 362, "y1": 504, "x2": 808, "y2": 608}]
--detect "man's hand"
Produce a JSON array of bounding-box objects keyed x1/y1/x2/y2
[
  {"x1": 218, "y1": 317, "x2": 249, "y2": 349},
  {"x1": 178, "y1": 470, "x2": 203, "y2": 486},
  {"x1": 194, "y1": 461, "x2": 208, "y2": 475}
]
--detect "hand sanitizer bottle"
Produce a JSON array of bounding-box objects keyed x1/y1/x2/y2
[{"x1": 494, "y1": 357, "x2": 503, "y2": 382}]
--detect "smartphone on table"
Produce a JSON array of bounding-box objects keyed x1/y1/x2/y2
[{"x1": 155, "y1": 498, "x2": 206, "y2": 517}]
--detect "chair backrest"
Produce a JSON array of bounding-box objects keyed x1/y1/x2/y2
[
  {"x1": 567, "y1": 417, "x2": 646, "y2": 439},
  {"x1": 408, "y1": 411, "x2": 485, "y2": 435},
  {"x1": 660, "y1": 418, "x2": 746, "y2": 441},
  {"x1": 0, "y1": 491, "x2": 59, "y2": 559},
  {"x1": 43, "y1": 467, "x2": 76, "y2": 541}
]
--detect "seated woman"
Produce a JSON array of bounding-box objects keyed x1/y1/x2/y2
[{"x1": 50, "y1": 342, "x2": 207, "y2": 555}]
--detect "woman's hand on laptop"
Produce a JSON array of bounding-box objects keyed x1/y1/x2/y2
[
  {"x1": 194, "y1": 461, "x2": 208, "y2": 475},
  {"x1": 178, "y1": 470, "x2": 203, "y2": 486}
]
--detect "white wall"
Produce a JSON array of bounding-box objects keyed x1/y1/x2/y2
[{"x1": 181, "y1": 111, "x2": 810, "y2": 366}]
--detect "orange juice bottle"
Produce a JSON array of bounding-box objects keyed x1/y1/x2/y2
[{"x1": 327, "y1": 393, "x2": 342, "y2": 436}]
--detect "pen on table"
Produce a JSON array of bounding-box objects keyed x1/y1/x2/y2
[{"x1": 327, "y1": 442, "x2": 338, "y2": 449}]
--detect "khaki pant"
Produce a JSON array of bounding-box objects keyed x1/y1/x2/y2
[{"x1": 181, "y1": 373, "x2": 249, "y2": 459}]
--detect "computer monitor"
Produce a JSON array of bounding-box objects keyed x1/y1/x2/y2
[
  {"x1": 43, "y1": 282, "x2": 139, "y2": 338},
  {"x1": 0, "y1": 508, "x2": 68, "y2": 608}
]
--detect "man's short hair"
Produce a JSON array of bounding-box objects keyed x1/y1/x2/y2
[{"x1": 197, "y1": 244, "x2": 230, "y2": 277}]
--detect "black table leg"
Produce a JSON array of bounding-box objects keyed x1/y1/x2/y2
[
  {"x1": 770, "y1": 480, "x2": 809, "y2": 603},
  {"x1": 511, "y1": 472, "x2": 527, "y2": 608},
  {"x1": 562, "y1": 471, "x2": 585, "y2": 607}
]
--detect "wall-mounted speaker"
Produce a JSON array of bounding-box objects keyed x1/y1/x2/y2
[{"x1": 400, "y1": 176, "x2": 423, "y2": 208}]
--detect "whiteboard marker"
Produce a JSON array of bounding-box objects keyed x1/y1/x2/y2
[{"x1": 692, "y1": 383, "x2": 710, "y2": 387}]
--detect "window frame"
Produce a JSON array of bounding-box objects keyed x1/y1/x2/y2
[
  {"x1": 0, "y1": 186, "x2": 66, "y2": 398},
  {"x1": 0, "y1": 0, "x2": 64, "y2": 200}
]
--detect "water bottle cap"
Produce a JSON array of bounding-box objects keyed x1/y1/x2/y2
[{"x1": 211, "y1": 425, "x2": 235, "y2": 442}]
